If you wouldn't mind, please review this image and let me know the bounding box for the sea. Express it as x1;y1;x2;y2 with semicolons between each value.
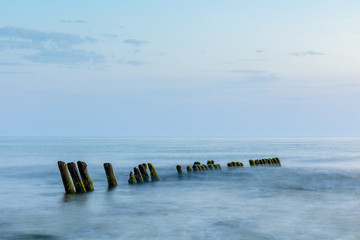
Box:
0;138;360;240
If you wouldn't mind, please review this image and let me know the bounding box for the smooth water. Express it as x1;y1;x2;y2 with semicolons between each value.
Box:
1;138;360;240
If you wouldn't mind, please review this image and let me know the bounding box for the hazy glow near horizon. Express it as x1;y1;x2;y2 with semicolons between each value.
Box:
0;1;359;137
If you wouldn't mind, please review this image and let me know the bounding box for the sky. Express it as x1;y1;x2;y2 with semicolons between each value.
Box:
0;0;360;137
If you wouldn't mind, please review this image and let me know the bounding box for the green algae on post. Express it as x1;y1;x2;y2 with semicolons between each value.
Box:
77;161;94;192
207;164;215;171
134;167;144;183
139;164;150;182
103;163;117;187
186;165;193;173
67;162;86;193
176;165;184;175
58;161;75;194
249;159;255;167
128;171;137;184
194;161;201;165
201;164;209;171
148;163;160;182
214;164;221;170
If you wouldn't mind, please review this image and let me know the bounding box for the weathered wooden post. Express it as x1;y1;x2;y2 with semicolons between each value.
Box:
58;161;75;194
134;167;144;183
148;163;160;181
139;164;150;182
103;163;117;187
128;171;137;184
201;164;209;171
67;162;86;193
249;159;255;167
176;165;184;175
186;165;193;173
208;164;215;171
77;161;94;192
214;164;221;170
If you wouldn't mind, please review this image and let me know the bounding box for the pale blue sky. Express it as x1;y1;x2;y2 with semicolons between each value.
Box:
0;0;360;137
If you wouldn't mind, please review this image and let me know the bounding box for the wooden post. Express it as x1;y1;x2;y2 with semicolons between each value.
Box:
103;163;117;187
148;163;160;182
207;164;215;171
134;167;144;183
214;164;221;170
139;164;149;182
128;171;137;184
58;161;75;194
67;162;86;193
176;165;184;175
77;161;94;192
249;159;255;167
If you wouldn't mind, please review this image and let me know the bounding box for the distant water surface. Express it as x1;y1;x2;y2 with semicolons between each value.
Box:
0;138;360;240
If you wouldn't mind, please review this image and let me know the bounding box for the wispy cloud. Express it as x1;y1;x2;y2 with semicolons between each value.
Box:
24;50;105;65
123;39;148;46
291;51;325;56
224;69;278;87
103;33;118;39
60;20;88;24
118;59;146;66
229;70;266;74
255;49;264;53
0;26;104;65
0;61;22;66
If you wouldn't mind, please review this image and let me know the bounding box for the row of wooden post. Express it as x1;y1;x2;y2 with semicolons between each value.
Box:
176;158;282;175
58;161;118;194
58;161;161;193
58;161;94;194
128;163;160;184
59;158;281;193
249;157;281;167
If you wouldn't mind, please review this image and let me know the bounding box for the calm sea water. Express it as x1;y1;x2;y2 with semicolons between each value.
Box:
1;138;360;240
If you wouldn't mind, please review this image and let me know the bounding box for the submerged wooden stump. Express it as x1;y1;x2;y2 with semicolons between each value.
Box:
67;162;86;193
139;164;150;182
134;167;144;183
128;171;137;184
176;165;184;175
58;161;75;194
186;166;193;173
103;163;117;187
77;161;94;192
249;159;255;167
148;163;160;181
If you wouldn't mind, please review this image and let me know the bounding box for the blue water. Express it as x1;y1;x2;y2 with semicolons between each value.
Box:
1;138;360;240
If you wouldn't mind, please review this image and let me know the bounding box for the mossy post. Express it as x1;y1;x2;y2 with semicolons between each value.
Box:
186;165;193;173
67;162;86;193
208;164;215;171
77;161;94;192
103;163;117;187
58;161;75;194
249;159;255;167
176;165;184;175
134;167;144;183
148;163;160;181
128;171;137;184
214;164;221;170
139;164;150;182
